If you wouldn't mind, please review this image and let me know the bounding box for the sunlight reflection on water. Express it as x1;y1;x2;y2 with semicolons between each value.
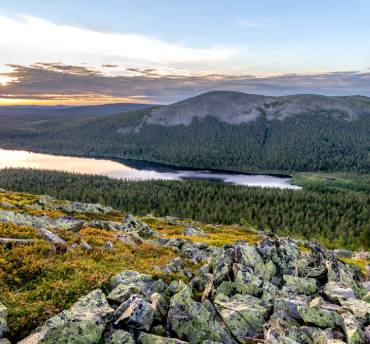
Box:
0;149;301;189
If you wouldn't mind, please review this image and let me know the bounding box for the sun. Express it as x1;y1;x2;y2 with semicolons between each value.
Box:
0;76;12;86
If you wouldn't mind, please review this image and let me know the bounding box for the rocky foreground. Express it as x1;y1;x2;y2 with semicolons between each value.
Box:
0;190;369;344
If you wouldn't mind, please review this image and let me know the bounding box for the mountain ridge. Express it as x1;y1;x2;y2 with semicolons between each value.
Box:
145;91;370;126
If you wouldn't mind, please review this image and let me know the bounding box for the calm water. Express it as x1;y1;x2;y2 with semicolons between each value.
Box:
0;149;301;189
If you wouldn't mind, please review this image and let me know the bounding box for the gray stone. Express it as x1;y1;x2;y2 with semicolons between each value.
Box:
214;293;268;342
324;282;355;302
340;298;370;321
283;275;317;295
234;268;263;296
341;312;365;344
104;329;135;344
103;240;114;251
18;289;114;344
114;294;154;331
38;228;66;245
274;295;308;321
107;283;142;304
184;227;205;236
167;286;235;344
0;302;8;338
138;332;189;343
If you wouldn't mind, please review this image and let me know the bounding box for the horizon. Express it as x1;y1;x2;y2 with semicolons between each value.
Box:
0;90;369;108
1;0;370;105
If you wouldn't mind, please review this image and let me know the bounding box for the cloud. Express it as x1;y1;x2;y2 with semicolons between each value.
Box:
1;63;370;105
0;14;237;75
237;19;270;29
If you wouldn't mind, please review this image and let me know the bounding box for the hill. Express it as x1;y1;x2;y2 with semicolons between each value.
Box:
0;91;369;172
0;189;369;342
0;103;155;117
146;91;370;125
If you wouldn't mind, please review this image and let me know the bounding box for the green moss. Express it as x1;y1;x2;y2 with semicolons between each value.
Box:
339;257;370;277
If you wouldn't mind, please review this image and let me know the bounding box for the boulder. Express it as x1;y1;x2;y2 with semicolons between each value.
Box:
324;282;356;302
0;302;8;338
339;298;370;322
214;293;268;342
122;214;157;238
297;301;342;328
341;312;365;344
80;239;93;251
150;292;168;323
107;283;142;304
362;291;370;303
109;270;152;290
234;241;264;271
114;294;154;331
167;286;235;344
38;228;66;245
19;289;114;344
104;329;135;344
103;241;114;251
211;245;233;287
181;242;208;264
138;332;189;343
234;268;263;296
184;227;205;236
161;257;182;274
283;275;317;295
214;281;235;298
274;295;308;321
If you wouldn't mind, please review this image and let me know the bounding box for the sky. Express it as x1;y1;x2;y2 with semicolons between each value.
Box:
0;0;369;105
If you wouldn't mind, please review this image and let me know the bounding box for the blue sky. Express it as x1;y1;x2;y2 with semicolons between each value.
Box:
0;0;369;104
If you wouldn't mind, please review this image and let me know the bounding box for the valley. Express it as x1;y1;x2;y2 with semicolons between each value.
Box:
0;92;369;174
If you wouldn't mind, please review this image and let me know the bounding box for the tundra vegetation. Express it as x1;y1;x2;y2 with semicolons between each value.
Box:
0;189;369;343
0;168;368;250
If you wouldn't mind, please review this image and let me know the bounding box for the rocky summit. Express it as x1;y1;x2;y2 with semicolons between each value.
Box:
0;190;369;343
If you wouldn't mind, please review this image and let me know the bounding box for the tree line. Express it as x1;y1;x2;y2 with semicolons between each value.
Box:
0;168;368;250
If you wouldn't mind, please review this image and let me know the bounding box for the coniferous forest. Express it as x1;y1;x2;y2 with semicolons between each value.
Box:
0;168;368;250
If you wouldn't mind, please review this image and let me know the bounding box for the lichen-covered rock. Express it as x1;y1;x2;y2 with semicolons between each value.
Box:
184;227;205;236
19;289;114;344
38;228;67;245
234;268;263;296
150;292;168;323
138;332;189;343
234;241;264;271
0;302;8;338
104;329;135;344
107;283;142;304
114;294;154;331
109;270;153;290
341;312;365;344
297;302;342;328
339;298;370;321
362;291;370;303
122;214;157;238
282;275;318;295
324;282;356;302
167;286;235;344
161;257;183;274
274;295;308;320
214;293;268;342
214;281;235;298
211;245;233;287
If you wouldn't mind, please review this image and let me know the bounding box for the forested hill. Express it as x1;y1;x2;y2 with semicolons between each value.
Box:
0;92;369;172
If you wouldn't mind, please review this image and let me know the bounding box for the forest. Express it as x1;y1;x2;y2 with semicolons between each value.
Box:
0;109;369;173
0;168;368;250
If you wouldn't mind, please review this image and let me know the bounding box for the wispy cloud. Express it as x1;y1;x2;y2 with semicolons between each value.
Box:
0;14;237;76
1;63;369;105
237;19;270;29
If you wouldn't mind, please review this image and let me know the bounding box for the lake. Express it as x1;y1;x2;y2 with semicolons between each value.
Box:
0;148;301;189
